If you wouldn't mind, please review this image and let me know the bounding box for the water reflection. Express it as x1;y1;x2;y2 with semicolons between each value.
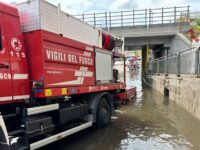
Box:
43;72;200;150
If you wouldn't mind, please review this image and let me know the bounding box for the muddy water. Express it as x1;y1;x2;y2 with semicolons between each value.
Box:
43;72;200;150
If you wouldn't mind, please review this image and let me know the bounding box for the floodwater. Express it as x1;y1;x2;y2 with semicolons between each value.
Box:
43;71;200;150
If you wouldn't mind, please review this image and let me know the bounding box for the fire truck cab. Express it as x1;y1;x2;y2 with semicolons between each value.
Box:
0;2;30;104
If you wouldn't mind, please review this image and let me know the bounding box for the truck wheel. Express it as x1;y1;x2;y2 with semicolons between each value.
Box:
96;97;111;128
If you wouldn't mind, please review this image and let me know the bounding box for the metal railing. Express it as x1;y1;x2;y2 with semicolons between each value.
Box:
149;47;200;76
74;6;190;29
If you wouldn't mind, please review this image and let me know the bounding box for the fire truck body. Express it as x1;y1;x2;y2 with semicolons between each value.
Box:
25;30;95;91
24;30;122;98
0;1;135;149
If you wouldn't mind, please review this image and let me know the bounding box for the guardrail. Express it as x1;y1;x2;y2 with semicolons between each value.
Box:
74;6;190;29
149;47;200;76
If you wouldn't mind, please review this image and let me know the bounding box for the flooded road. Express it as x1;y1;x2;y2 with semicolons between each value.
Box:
43;72;200;150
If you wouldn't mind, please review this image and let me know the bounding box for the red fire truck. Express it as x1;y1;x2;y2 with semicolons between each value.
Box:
0;0;135;149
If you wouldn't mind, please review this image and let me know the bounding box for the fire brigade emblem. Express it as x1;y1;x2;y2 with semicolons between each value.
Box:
11;38;22;51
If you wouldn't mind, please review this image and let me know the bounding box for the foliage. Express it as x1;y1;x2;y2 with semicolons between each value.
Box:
190;18;200;37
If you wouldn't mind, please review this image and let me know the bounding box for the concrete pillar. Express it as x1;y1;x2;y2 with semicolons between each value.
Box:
142;45;149;76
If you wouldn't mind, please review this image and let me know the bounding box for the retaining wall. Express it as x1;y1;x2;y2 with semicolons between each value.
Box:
151;75;200;120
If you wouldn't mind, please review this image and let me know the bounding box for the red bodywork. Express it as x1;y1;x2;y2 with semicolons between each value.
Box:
24;30;95;88
118;87;136;103
0;2;30;104
23;30;126;98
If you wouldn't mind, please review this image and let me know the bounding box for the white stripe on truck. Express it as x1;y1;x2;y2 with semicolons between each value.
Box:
0;96;12;101
13;74;28;80
0;95;30;101
13;95;30;100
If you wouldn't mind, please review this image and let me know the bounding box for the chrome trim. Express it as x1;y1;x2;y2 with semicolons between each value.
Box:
27;104;59;116
30;121;92;150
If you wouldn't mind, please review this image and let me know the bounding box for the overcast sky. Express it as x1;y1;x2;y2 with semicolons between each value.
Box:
2;0;200;14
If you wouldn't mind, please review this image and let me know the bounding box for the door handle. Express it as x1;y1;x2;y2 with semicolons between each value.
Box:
0;64;9;69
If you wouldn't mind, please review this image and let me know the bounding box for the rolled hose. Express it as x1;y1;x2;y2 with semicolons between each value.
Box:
102;33;115;50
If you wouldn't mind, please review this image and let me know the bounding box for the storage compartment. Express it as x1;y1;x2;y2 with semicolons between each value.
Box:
23;30;95;89
59;103;88;125
16;0;100;47
25;115;55;138
95;48;113;83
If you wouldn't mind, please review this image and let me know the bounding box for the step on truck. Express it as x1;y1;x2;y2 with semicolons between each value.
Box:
0;0;136;149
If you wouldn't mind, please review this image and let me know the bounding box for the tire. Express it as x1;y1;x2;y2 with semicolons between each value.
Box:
96;97;111;128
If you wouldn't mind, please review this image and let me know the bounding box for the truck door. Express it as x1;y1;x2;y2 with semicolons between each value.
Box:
3;12;30;102
0;13;13;103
